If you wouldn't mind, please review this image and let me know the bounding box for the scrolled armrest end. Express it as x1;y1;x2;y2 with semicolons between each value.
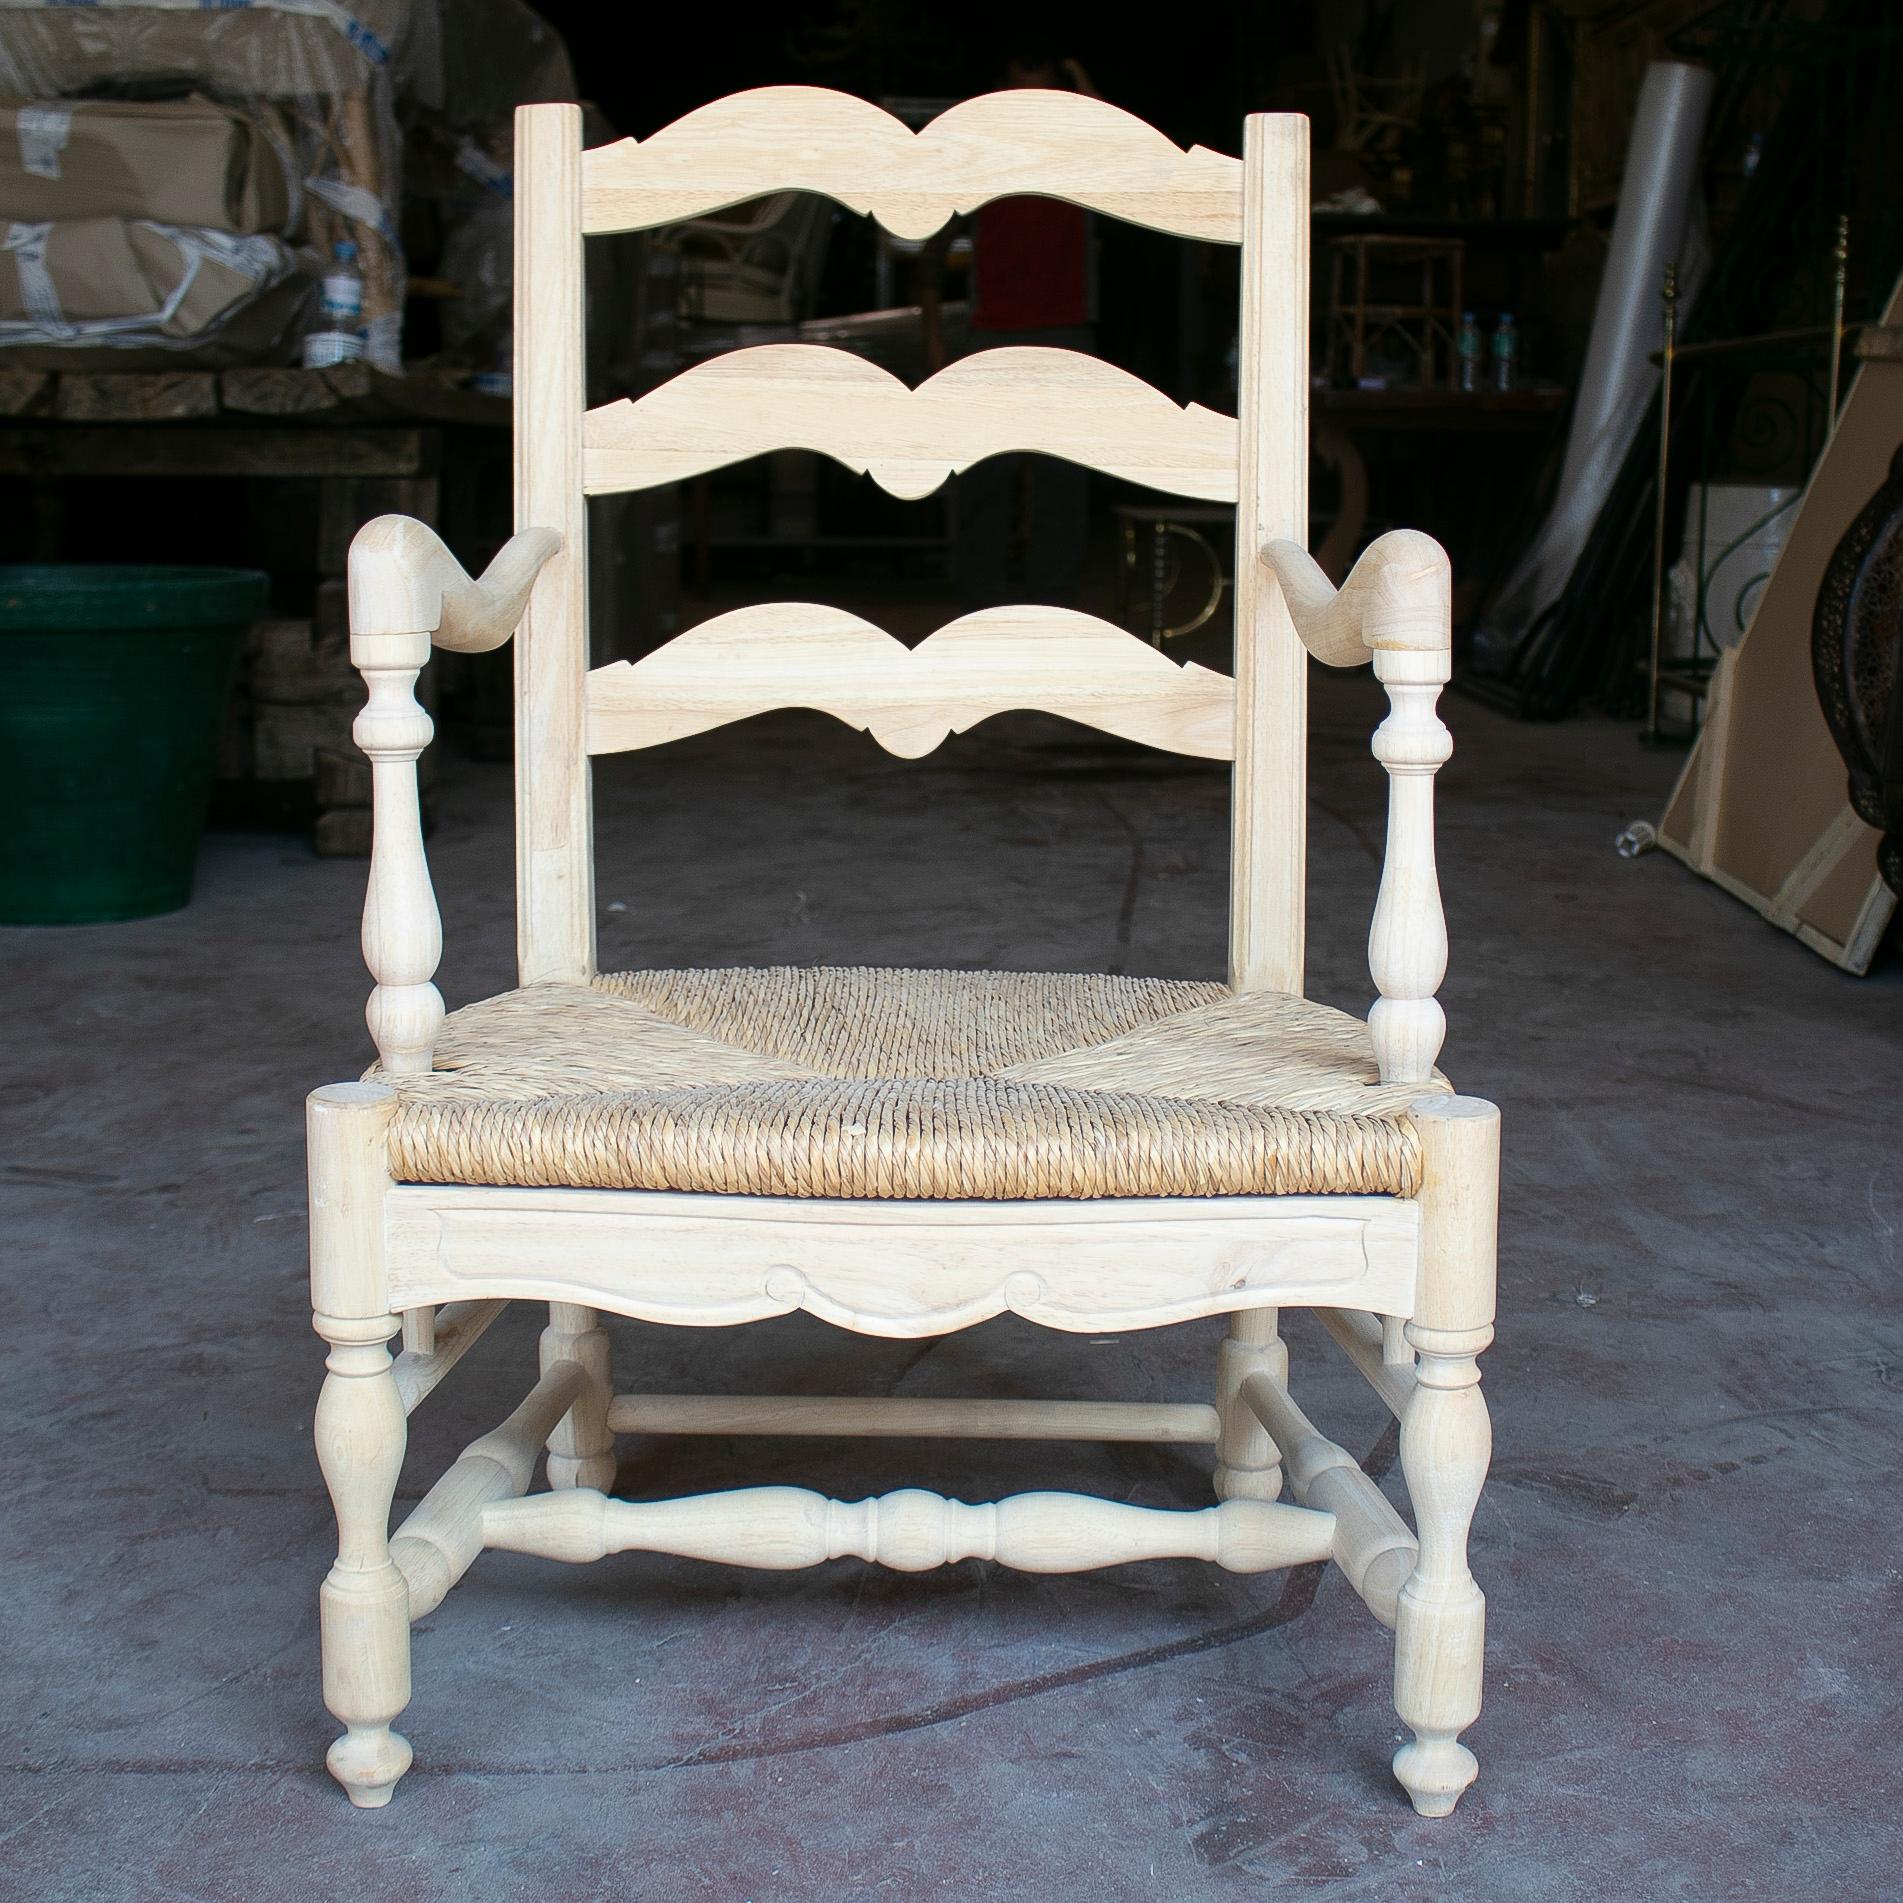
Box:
1261;528;1451;667
347;514;562;656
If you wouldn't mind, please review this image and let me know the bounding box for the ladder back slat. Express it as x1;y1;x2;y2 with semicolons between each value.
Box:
582;345;1238;502
584;604;1237;761
581;86;1244;242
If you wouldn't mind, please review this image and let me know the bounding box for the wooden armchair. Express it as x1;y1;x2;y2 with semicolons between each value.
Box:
311;90;1496;1820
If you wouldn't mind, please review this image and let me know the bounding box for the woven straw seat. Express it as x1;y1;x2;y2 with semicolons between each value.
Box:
382;967;1446;1200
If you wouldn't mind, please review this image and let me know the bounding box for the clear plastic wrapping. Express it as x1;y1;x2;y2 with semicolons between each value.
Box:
0;0;418;366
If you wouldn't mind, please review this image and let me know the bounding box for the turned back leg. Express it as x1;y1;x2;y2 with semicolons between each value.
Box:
1214;1307;1285;1502
541;1302;617;1492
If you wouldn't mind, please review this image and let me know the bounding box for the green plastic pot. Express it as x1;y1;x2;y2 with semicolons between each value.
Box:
0;564;267;924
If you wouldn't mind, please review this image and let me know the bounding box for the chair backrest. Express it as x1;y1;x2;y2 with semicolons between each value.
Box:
510;89;1311;996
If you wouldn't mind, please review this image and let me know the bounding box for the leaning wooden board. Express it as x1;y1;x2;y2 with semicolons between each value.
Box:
1654;271;1903;973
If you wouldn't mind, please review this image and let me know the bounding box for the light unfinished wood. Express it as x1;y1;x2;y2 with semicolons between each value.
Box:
1260;530;1453;667
1228;114;1312;997
1315;1306;1415;1419
1654;268;1903;975
312;90;1499;1821
349;621;442;1079
580;86;1244;243
1240;1369;1417;1629
540;1303;617;1493
585;603;1237;761
513;102;594;987
605;1393;1222;1443
382;1185;1423;1338
1262;533;1453;1085
400;1308;436;1358
1212;1307;1286;1502
391;1298;508;1414
347;520;562;1076
584;345;1238;501
308;1083;411;1809
347;514;560;653
389;1358;586;1619
484;1485;1336;1575
1392;1096;1497;1817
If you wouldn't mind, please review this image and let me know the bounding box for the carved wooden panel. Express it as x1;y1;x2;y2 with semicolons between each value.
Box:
581;86;1246;242
584;603;1238;759
382;1185;1423;1337
583;345;1238;501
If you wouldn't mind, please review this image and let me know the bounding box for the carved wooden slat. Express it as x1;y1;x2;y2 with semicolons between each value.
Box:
585;603;1236;760
482;1484;1335;1575
583;345;1238;502
581;86;1244;242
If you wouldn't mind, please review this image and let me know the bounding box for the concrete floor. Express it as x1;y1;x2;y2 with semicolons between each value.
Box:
4;610;1900;1903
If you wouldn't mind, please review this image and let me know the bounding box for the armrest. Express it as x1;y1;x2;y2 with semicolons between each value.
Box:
1262;530;1453;1089
1260;530;1450;667
348;514;561;654
344;519;558;1079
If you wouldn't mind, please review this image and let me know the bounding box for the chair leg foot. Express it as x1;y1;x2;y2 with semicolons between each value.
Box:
1393;1731;1478;1818
542;1302;617;1492
328;1722;414;1808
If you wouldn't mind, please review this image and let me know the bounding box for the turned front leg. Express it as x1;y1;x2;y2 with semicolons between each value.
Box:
309;1083;413;1808
1392;1095;1498;1817
540;1303;617;1492
1213;1307;1284;1502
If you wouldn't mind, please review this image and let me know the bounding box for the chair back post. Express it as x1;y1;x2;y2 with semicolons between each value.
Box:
1229;113;1311;999
513;102;595;986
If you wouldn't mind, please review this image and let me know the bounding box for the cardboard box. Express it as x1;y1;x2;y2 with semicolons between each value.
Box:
0;217;301;341
0;96;292;233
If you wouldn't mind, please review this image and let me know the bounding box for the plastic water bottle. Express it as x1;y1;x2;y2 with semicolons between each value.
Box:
303;240;365;367
1456;311;1482;393
1490;312;1518;392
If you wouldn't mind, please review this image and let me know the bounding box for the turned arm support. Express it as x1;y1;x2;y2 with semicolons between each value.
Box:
348;517;561;1076
1261;531;1453;1087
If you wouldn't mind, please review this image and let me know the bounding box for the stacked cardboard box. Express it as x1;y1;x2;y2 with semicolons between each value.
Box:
0;94;308;364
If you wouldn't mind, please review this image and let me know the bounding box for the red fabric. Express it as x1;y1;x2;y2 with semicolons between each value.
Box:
972;197;1089;330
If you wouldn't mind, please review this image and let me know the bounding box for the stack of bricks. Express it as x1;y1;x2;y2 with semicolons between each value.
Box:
229;475;441;856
